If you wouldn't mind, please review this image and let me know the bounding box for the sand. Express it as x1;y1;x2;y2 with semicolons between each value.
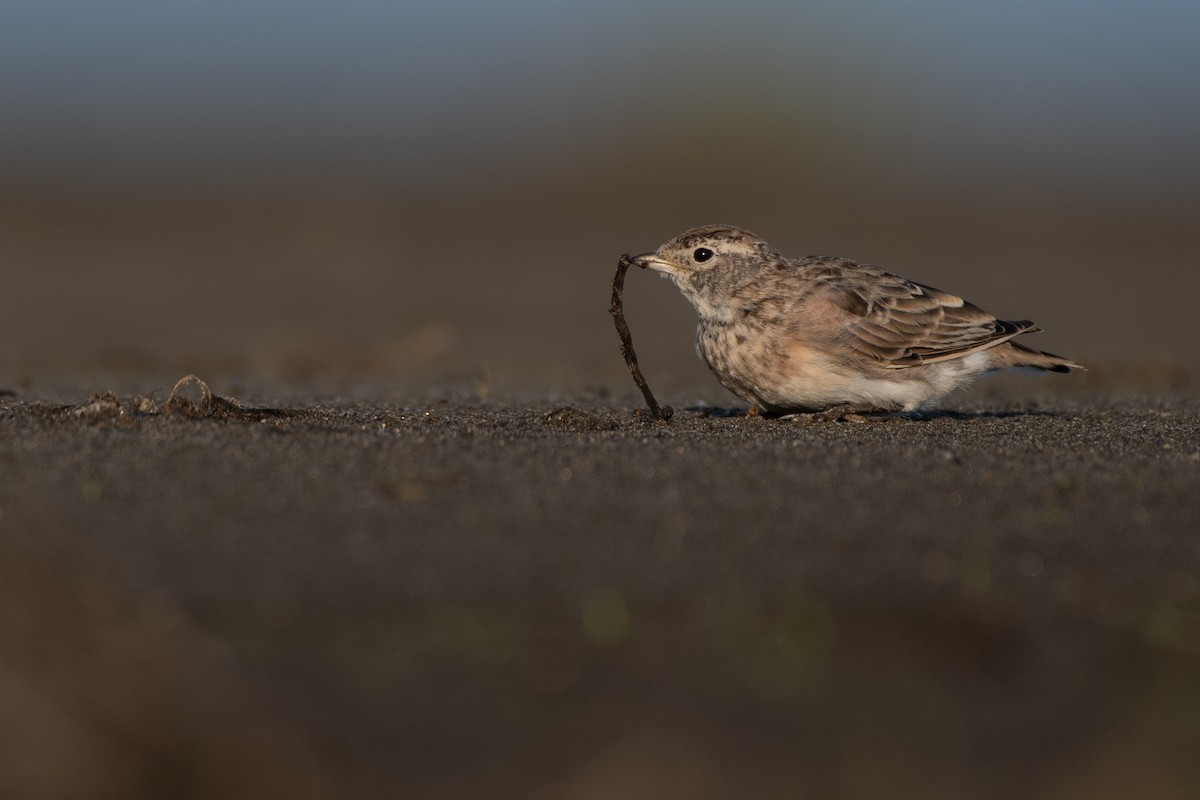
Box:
1;382;1198;799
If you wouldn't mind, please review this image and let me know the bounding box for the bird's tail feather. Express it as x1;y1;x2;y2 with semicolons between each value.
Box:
998;341;1084;373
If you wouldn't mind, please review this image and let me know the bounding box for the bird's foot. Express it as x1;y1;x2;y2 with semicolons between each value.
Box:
779;404;871;424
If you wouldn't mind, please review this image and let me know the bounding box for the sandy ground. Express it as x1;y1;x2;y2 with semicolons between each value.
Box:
1;378;1198;800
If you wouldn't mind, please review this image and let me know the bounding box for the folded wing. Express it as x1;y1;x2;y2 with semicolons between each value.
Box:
798;259;1035;369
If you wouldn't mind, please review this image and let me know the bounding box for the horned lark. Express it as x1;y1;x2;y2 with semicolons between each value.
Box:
632;225;1081;414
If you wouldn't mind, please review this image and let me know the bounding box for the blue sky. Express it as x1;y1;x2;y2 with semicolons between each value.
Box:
3;0;1198;185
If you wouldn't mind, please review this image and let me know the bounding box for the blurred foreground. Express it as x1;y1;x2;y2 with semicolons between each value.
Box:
1;385;1198;799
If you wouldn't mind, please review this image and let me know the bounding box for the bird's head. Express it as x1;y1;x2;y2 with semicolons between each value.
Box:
632;225;776;318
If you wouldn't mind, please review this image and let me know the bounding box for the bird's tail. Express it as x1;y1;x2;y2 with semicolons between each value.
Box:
996;340;1084;373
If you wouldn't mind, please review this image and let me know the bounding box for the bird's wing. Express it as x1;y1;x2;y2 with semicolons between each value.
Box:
796;259;1035;368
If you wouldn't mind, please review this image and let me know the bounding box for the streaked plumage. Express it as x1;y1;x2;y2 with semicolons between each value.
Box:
632;224;1081;413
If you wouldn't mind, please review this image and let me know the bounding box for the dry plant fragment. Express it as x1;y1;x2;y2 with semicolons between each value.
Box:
55;375;288;424
161;374;285;421
73;392;123;420
162;374;214;418
611;253;673;420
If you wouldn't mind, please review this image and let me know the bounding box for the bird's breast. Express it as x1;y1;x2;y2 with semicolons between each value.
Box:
696;321;794;408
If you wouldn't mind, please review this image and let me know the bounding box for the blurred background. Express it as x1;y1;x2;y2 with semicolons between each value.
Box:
2;0;1198;401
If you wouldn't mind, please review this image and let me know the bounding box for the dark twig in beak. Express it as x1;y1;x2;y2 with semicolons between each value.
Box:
611;253;673;420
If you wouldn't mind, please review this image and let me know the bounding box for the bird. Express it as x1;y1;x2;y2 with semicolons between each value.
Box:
630;224;1081;416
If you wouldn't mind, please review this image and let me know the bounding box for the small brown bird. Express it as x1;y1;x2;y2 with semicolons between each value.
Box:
632;225;1081;414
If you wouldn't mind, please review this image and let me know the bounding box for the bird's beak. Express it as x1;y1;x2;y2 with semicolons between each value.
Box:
631;253;679;275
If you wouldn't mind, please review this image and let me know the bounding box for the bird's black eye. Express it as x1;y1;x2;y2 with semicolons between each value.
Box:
693;247;714;263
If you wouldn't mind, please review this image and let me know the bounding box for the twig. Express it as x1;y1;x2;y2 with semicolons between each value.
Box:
611;254;673;420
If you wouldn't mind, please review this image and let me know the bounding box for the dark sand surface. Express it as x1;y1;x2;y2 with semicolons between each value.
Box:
2;379;1198;800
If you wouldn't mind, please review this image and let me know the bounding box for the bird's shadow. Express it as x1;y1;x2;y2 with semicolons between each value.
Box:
683;405;1059;421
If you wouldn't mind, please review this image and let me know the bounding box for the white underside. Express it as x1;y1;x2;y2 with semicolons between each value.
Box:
764;351;994;411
